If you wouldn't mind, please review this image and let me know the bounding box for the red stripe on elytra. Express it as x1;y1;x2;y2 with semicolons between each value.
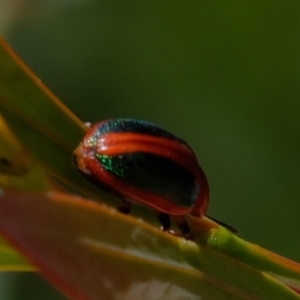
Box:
95;133;197;172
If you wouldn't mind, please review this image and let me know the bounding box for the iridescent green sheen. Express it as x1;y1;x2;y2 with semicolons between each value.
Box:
97;154;127;178
96;152;199;207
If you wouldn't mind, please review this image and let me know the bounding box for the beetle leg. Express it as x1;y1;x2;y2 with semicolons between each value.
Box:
157;213;171;231
172;216;193;240
158;214;194;240
118;199;131;214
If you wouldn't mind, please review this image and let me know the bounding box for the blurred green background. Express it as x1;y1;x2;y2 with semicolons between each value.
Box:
1;0;300;299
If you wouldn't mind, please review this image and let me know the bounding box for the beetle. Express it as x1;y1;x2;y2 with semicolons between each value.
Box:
73;118;212;238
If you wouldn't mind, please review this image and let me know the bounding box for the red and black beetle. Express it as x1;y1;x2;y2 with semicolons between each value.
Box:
73;118;212;237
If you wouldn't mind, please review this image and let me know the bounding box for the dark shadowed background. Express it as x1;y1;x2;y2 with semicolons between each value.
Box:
0;1;300;299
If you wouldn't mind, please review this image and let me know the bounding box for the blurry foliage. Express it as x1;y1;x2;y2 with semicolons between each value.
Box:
0;0;300;299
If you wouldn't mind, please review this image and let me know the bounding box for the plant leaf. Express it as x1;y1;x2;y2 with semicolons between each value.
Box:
0;37;108;202
0;113;32;176
0;236;34;272
187;215;300;294
0;192;299;300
